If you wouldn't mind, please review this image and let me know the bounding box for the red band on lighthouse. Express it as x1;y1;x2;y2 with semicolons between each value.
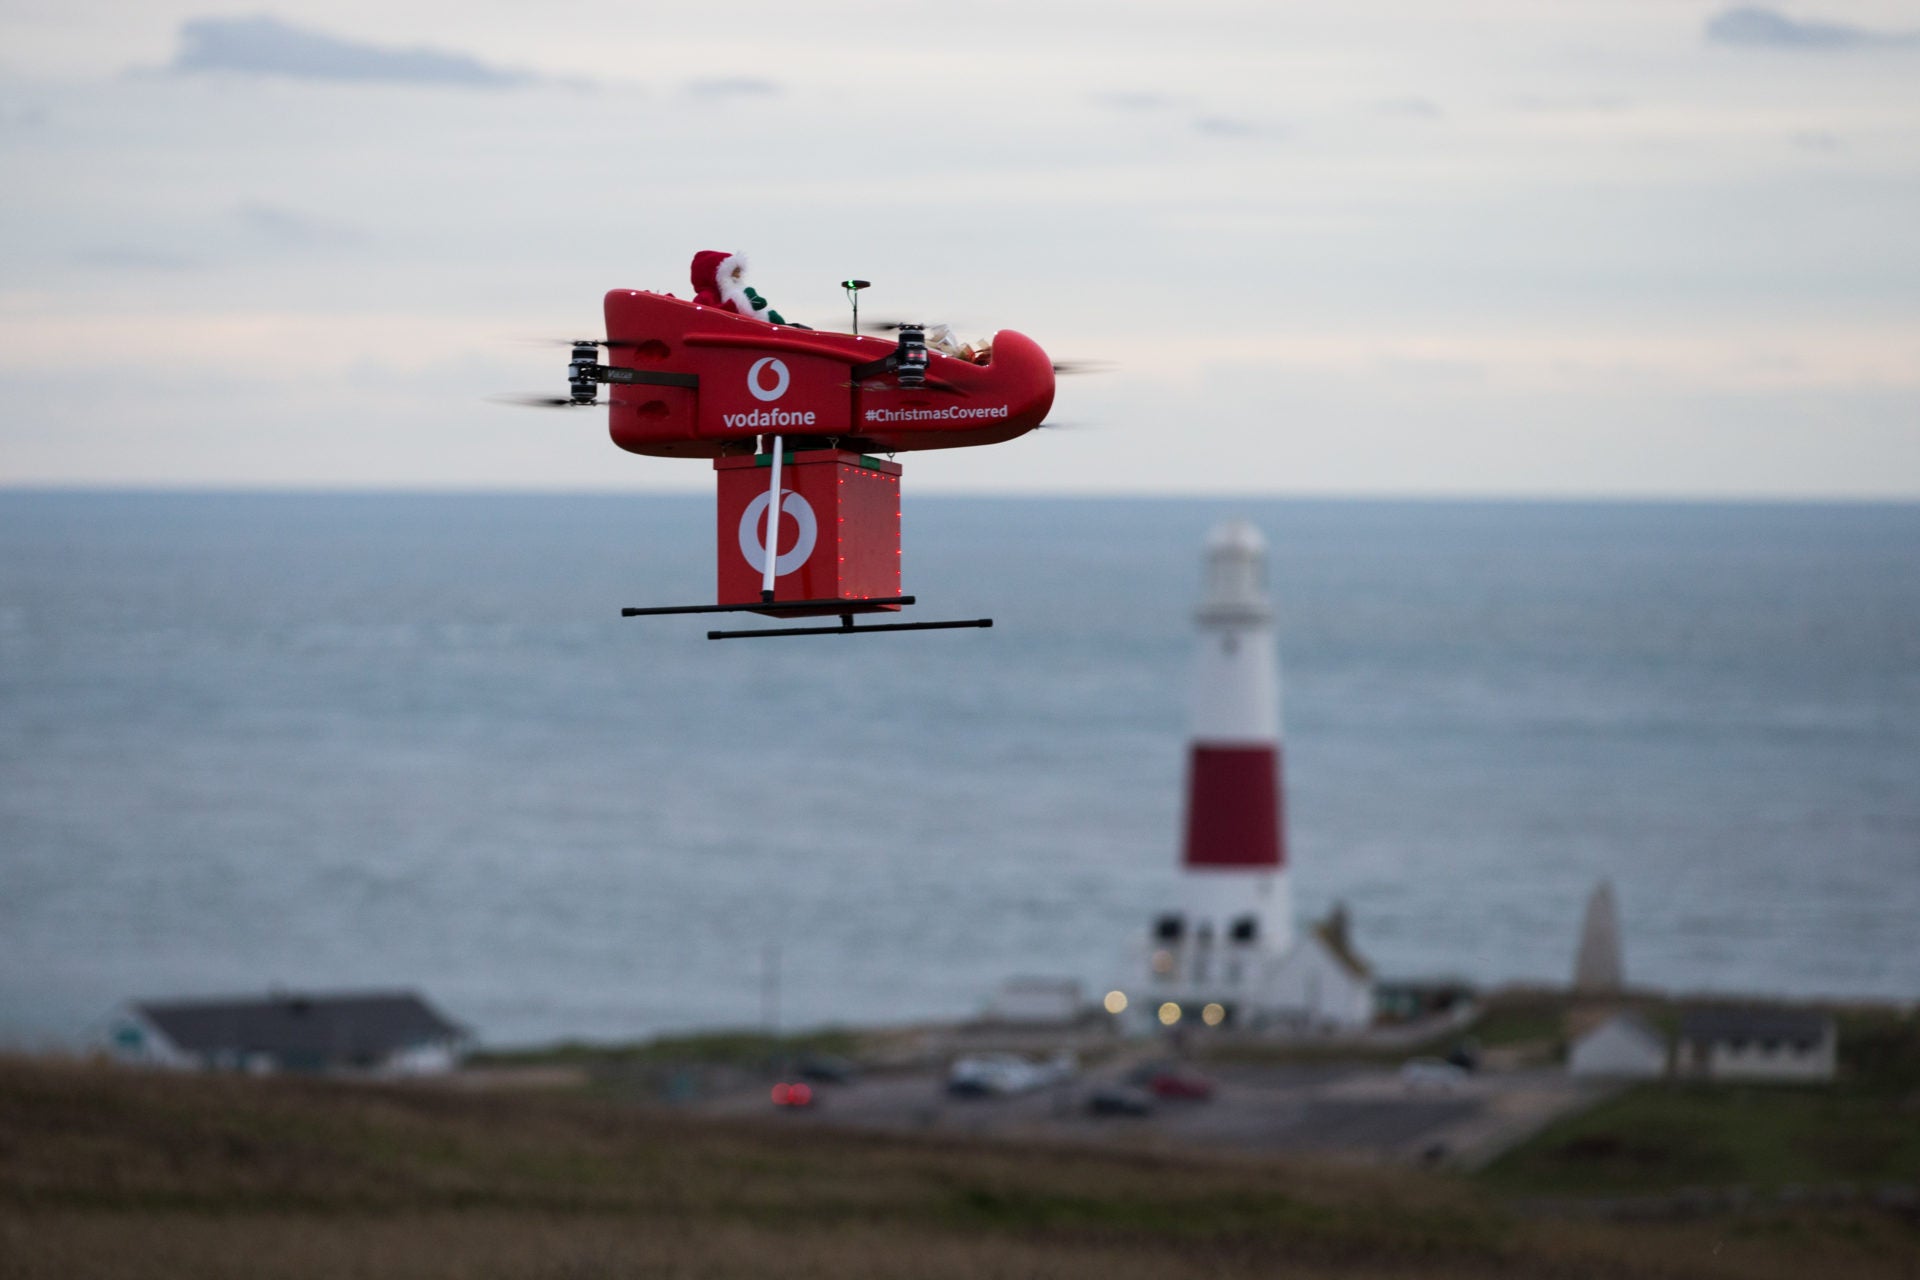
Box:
1182;743;1285;869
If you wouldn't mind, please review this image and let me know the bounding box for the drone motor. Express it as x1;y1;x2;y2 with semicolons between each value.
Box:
894;324;928;388
568;342;599;404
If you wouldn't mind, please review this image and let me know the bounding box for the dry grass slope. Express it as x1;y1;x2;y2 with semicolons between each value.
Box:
2;1056;1915;1279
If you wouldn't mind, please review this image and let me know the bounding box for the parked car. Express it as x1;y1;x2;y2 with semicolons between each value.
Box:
947;1053;1050;1098
1087;1085;1155;1117
794;1053;860;1085
770;1080;817;1109
945;1073;995;1099
1126;1062;1215;1101
1399;1057;1469;1093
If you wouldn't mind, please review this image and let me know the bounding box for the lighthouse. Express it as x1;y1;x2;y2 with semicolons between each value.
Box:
1129;521;1372;1033
1148;520;1290;1020
1185;520;1291;951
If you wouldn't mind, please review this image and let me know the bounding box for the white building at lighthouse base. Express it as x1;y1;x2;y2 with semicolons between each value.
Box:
1137;901;1374;1034
1265;912;1375;1030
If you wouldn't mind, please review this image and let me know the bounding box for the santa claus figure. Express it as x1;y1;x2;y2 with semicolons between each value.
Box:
689;250;787;324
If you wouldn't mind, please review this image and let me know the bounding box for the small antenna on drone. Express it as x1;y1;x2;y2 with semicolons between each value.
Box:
841;279;871;336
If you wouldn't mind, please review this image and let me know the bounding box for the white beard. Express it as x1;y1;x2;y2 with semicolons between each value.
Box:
714;252;751;314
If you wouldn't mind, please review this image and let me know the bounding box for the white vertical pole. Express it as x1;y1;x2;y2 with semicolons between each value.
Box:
763;942;780;1038
761;436;783;601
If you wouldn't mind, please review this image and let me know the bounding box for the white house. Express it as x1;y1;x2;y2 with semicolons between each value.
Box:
1674;1008;1836;1083
108;990;470;1076
984;977;1084;1026
1259;910;1374;1031
1568;1011;1668;1079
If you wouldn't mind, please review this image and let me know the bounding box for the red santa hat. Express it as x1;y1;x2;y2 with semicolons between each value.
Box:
689;250;752;317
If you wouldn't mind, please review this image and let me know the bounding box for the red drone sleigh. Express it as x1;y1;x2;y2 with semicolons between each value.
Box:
531;281;1059;639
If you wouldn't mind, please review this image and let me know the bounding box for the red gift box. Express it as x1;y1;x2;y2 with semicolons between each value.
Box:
714;449;903;615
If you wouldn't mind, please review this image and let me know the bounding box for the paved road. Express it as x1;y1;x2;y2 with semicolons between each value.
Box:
703;1061;1610;1167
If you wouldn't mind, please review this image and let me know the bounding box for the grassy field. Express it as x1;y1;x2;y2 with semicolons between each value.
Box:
470;1026;867;1071
1480;1001;1920;1196
4;1055;1918;1279
1480;1083;1920;1196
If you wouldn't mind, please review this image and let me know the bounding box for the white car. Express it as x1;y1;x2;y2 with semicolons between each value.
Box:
1399;1057;1469;1093
947;1053;1052;1097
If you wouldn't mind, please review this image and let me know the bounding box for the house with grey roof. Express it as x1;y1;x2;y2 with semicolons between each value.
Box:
108;990;470;1076
1675;1007;1836;1083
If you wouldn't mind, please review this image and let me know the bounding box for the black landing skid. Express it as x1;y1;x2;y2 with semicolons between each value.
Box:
621;595;992;641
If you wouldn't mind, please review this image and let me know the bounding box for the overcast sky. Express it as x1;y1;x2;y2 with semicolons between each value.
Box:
1;1;1916;496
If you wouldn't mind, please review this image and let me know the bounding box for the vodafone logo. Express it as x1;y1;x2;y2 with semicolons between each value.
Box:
746;357;790;402
738;489;817;576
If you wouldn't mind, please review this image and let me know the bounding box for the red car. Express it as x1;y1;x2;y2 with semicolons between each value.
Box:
770;1081;816;1109
1129;1063;1216;1101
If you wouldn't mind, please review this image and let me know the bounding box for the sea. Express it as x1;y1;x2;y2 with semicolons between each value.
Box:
1;491;1916;1049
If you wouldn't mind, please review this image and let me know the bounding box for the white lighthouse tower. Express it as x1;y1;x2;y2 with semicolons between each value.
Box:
1134;521;1372;1033
1184;521;1292;948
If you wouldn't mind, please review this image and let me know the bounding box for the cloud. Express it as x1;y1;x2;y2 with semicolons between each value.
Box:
684;77;783;98
1792;130;1843;152
1512;93;1631;114
235;202;367;248
1191;115;1274;139
1092;91;1175;112
1373;96;1442;119
1089;91;1279;136
1705;7;1920;49
73;247;201;271
165;15;532;86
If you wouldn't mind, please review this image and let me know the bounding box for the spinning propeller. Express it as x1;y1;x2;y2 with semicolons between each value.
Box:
858;320;1107;377
495;339;655;408
491;393;614;408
